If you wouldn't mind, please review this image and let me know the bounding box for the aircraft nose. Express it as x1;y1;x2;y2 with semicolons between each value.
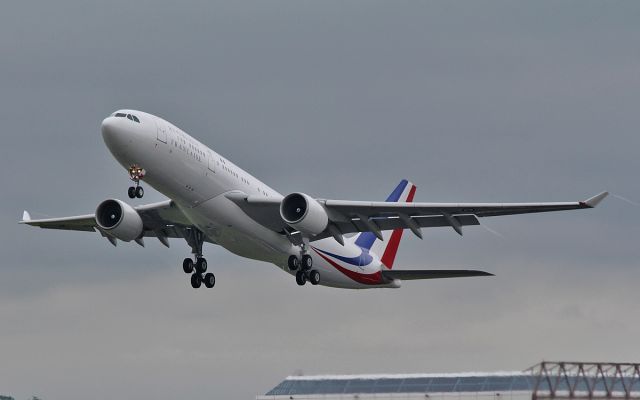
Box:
101;117;116;137
101;115;129;150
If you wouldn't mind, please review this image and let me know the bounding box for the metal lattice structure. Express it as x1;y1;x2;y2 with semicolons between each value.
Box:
529;362;640;399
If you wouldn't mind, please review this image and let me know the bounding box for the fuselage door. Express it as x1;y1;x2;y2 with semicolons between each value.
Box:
155;120;167;143
207;151;216;173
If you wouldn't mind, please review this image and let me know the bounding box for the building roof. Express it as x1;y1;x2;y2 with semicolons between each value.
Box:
266;373;536;396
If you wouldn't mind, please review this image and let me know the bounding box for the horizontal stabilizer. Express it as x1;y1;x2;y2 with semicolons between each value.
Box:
382;269;493;281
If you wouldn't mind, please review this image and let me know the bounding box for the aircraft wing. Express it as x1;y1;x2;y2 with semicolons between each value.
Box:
19;200;201;245
227;191;608;242
318;191;608;238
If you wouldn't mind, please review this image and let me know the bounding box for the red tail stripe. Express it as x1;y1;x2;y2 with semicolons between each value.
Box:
405;184;417;203
380;184;416;269
381;229;404;269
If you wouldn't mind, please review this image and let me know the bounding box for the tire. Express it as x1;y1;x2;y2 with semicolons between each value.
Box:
135;186;144;198
309;270;320;285
295;271;307;286
195;258;208;274
287;255;300;271
182;258;194;274
127;187;136;199
203;273;216;288
190;273;202;289
302;254;313;270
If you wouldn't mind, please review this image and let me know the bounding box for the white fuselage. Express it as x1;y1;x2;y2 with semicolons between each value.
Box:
101;110;398;289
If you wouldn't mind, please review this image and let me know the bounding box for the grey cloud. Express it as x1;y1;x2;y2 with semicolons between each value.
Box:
1;1;639;400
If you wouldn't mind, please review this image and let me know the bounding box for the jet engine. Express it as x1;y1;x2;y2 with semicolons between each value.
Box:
280;192;328;235
95;199;143;242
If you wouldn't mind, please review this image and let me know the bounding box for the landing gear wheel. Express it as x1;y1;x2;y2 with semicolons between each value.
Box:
182;258;194;274
190;273;202;289
203;272;216;288
309;270;320;285
195;258;208;274
135;186;144;198
287;255;300;271
127;187;136;199
301;254;313;270
295;271;307;286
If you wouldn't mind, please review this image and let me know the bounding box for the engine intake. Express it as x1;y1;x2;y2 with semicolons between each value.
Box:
280;192;328;235
95;199;143;242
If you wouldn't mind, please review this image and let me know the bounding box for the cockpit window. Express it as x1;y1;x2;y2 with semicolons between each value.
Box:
112;112;140;122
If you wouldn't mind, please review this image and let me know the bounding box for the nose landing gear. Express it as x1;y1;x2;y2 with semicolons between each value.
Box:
127;186;144;199
127;164;145;199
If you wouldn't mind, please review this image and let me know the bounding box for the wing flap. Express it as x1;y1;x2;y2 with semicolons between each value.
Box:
311;214;480;241
382;269;493;281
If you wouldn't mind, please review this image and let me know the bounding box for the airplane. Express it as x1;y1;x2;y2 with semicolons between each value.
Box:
20;109;608;289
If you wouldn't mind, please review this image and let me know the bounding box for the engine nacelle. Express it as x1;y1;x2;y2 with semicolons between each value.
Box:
95;199;143;242
280;192;328;235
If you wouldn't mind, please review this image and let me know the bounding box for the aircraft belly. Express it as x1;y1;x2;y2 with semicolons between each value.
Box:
180;194;294;264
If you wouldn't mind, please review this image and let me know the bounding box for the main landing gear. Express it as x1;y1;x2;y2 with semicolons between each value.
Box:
182;227;215;289
284;231;320;287
184;258;215;288
288;252;320;286
127;164;145;199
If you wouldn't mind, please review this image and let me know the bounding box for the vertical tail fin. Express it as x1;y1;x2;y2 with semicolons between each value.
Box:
353;179;417;269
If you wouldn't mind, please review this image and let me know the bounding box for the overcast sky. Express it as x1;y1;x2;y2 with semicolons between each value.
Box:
1;1;639;399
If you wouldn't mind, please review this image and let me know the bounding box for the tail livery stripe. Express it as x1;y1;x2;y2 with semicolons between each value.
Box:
312;246;373;267
312;248;383;285
380;184;416;269
354;179;409;250
384;179;410;202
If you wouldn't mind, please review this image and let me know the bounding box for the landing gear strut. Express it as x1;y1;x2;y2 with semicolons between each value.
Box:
127;164;145;199
182;227;215;289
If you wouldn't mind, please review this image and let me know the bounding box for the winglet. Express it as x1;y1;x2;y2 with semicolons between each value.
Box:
21;210;31;222
583;191;609;208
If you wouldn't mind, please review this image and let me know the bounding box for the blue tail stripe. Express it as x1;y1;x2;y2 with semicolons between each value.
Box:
385;179;409;202
314;247;373;267
353;232;377;251
354;179;409;250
